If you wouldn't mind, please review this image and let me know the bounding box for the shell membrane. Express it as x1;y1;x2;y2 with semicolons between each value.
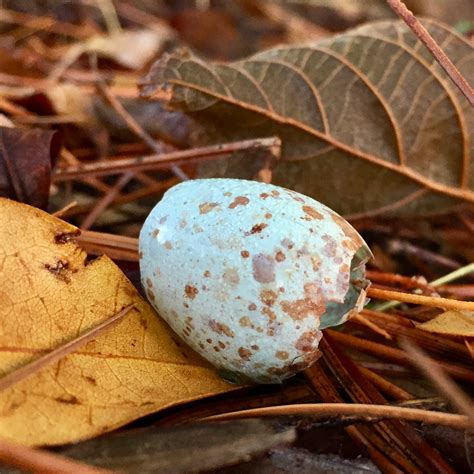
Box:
139;179;370;383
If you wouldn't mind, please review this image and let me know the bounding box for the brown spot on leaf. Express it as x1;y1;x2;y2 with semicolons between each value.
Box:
276;351;289;360
295;330;322;352
199;202;219;214
55;395;80;405
302;205;324;221
45;259;73;283
229;196;249;209
55;229;81;244
209;319;235;337
184;284;198;299
83;376;96;385
241;250;249;258
252;254;275;283
280;283;326;320
238;347;252;360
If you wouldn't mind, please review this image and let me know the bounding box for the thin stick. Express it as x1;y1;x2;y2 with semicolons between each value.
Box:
95;75;188;181
367;287;474;311
53;137;281;181
202;403;469;430
0;305;134;392
80;172;134;230
401;340;473;419
386;0;473;105
0;437;111;474
375;262;474;311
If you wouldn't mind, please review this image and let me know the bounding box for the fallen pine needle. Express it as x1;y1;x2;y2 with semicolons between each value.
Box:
202;403;470;430
0;305;134;392
367;287;474;311
0;436;111;474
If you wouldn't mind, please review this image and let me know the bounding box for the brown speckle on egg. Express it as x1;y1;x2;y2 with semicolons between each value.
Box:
241;250;250;258
184;284;198;299
275;250;286;262
260;289;278;306
146;289;155;301
245;223;268;236
238;347;252;360
302;205;324;220
248;303;257;311
164;241;173;250
229;196;249;209
280;283;325;320
295;330;321;352
199;202;219;214
209;319;235;338
252;254;275;283
276;351;289;360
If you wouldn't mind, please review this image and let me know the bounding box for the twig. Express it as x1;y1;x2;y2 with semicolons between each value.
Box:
375;262;474;311
367;287;474;311
326;329;474;383
0;305;134;392
0;437;111;474
95;71;188;181
401;339;473;420
53;137;282;181
386;0;473;105
202;403;470;430
80;172;134;230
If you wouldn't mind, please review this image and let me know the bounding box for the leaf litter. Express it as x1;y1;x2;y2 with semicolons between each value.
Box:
0;1;473;472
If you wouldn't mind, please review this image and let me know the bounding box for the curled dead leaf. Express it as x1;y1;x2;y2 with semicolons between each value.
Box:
416;310;474;336
0;198;231;446
0;126;61;209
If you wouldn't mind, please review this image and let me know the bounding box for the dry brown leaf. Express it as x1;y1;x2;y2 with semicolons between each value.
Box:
0;198;231;446
140;19;473;218
416;310;474;337
50;28;174;80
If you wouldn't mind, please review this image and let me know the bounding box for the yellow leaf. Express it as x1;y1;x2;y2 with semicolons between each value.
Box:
416;310;474;337
0;198;231;446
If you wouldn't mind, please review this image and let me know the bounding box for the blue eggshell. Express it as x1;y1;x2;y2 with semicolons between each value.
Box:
139;179;371;383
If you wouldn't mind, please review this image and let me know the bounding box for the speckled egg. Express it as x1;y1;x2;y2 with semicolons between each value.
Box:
139;179;371;383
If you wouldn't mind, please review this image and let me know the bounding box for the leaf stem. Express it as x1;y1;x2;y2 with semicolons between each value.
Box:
386;0;473;105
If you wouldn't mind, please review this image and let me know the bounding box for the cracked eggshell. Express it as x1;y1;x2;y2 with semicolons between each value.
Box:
139;179;371;383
